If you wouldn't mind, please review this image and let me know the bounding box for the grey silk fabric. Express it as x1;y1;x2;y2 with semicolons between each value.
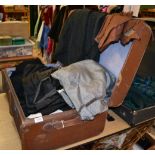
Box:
52;60;109;120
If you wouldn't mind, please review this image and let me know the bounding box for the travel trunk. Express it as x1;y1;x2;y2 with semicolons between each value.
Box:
1;19;152;149
112;33;155;126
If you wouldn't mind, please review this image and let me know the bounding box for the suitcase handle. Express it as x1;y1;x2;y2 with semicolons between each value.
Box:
43;116;82;130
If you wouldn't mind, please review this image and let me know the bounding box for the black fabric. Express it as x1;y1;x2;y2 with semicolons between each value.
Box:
52;5;61;24
85;5;99;11
48;6;68;42
48;5;84;42
10;59;71;116
53;9;106;66
10;59;45;113
22;68;71;116
110;5;124;14
30;5;38;36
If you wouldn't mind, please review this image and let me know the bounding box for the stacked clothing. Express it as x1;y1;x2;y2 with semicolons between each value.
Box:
10;59;115;120
124;75;155;110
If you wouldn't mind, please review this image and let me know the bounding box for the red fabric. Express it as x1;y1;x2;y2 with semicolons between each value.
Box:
47;38;54;56
42;6;53;27
101;6;108;13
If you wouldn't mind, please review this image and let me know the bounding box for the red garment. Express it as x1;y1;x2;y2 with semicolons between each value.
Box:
47;37;54;56
101;6;108;13
42;6;53;27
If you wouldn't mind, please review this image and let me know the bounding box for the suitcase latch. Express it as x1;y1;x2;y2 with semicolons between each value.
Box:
43;120;65;131
52;120;64;129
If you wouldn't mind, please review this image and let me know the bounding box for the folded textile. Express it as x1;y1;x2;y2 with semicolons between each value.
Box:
52;60;115;120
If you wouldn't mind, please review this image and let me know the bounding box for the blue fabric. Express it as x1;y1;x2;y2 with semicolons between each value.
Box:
129;75;155;99
40;24;50;49
99;41;132;79
45;61;62;68
124;75;155;110
6;68;16;77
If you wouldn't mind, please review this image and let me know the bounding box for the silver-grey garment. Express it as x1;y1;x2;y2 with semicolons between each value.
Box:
52;60;109;120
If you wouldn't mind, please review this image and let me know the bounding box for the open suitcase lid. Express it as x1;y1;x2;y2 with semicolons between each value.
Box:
101;19;153;107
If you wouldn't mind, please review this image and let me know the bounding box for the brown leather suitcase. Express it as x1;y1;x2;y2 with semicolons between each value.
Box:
1;19;152;150
2;67;108;150
112;30;155;126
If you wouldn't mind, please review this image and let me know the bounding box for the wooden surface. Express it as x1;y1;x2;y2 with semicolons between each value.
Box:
0;55;34;63
139;17;155;22
148;127;155;140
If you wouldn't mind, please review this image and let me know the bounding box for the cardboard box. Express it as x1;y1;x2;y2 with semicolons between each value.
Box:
0;21;29;39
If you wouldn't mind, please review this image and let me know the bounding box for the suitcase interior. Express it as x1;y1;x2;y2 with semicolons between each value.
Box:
1;19;152;149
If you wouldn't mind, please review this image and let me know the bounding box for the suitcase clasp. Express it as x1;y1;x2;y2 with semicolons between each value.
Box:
43;120;65;131
52;120;64;129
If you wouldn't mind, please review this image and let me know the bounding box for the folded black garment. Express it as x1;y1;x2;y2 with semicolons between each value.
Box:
10;59;71;116
23;69;71;116
10;59;47;112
